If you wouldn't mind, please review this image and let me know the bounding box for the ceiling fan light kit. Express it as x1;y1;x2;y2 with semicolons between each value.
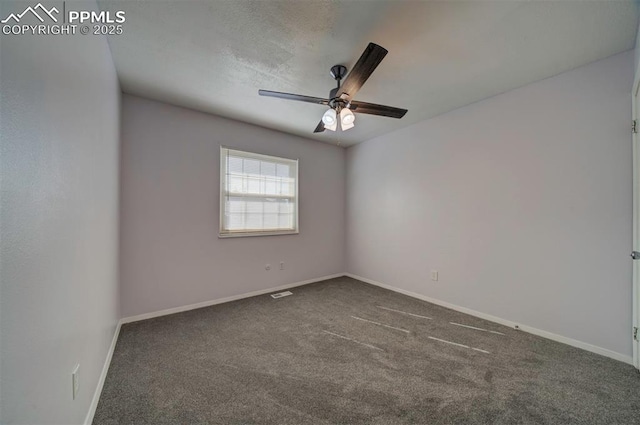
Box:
259;42;408;134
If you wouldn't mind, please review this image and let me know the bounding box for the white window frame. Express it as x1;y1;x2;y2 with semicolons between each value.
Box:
219;146;299;238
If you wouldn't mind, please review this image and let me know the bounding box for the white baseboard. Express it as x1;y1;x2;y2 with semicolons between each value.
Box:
84;320;122;425
345;273;633;365
120;273;345;324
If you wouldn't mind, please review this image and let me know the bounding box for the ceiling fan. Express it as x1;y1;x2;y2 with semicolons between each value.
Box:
259;42;408;133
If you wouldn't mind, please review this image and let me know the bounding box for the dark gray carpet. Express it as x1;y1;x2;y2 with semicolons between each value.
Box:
93;277;640;424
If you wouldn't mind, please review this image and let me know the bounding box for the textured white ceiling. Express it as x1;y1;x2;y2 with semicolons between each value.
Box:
98;0;638;147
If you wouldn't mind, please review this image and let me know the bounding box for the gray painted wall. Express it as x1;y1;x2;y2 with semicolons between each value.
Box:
635;18;640;78
119;95;346;318
0;1;121;423
346;51;634;358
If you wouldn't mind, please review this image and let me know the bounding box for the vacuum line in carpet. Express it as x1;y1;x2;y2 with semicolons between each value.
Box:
428;336;490;354
376;306;433;320
449;322;505;335
351;316;411;333
322;330;384;351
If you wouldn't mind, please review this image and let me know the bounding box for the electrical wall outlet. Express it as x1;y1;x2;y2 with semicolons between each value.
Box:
265;264;271;271
430;270;439;281
72;364;79;400
280;261;284;270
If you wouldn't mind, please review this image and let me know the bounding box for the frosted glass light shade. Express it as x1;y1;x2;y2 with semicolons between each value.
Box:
322;108;337;125
340;108;355;130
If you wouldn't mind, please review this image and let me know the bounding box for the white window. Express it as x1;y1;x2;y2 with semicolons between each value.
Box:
220;147;298;237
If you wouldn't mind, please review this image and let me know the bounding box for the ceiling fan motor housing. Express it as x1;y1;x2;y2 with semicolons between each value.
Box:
328;97;349;111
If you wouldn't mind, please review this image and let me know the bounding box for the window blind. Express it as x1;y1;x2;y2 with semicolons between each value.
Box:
220;147;298;237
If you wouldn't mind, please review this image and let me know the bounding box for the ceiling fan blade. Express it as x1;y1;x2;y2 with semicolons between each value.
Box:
259;90;329;105
337;43;388;100
349;100;407;119
313;120;325;133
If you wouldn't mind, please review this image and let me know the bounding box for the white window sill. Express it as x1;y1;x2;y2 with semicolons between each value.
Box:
218;230;299;239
